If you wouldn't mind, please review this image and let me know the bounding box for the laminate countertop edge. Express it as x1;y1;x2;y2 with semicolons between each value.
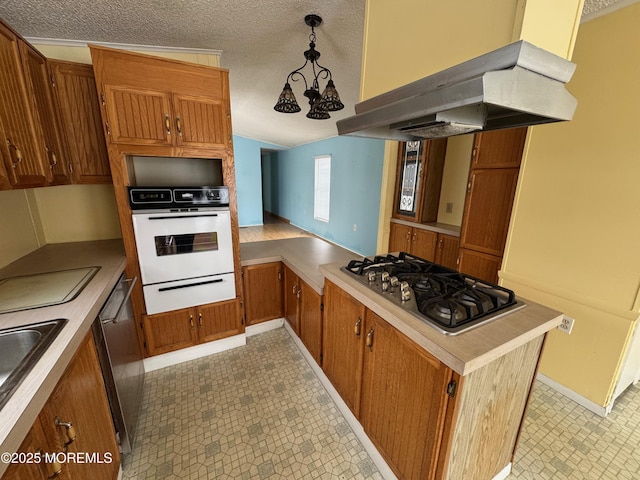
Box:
0;240;127;474
320;262;564;376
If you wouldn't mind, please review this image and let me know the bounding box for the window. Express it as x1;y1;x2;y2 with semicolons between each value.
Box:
314;155;331;222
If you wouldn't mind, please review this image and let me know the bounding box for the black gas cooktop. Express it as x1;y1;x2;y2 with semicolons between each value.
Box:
341;252;525;335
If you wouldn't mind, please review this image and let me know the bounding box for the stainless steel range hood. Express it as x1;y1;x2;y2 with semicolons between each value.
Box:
336;41;577;140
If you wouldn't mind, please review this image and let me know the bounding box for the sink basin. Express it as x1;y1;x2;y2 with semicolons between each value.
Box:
0;319;67;410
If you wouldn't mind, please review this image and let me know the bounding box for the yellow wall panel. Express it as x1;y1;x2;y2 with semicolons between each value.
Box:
437;135;473;226
0;190;43;268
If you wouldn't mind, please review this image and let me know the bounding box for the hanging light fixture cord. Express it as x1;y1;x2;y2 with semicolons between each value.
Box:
274;14;344;119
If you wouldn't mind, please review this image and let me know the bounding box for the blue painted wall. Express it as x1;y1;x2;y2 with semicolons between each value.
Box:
264;136;385;256
232;135;284;226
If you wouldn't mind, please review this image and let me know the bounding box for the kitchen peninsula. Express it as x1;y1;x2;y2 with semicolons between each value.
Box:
241;236;563;480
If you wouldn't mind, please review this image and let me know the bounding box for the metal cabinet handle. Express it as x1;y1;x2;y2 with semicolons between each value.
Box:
176;116;182;137
189;314;195;329
354;317;362;336
366;327;375;351
412;232;417;243
47;456;63;479
198;312;203;327
292;284;297;295
54;417;77;449
164;114;171;135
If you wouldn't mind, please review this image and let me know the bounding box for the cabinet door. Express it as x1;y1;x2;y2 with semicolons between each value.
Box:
460;168;520;257
143;308;198;355
411;228;438;261
360;310;452;480
435;234;460;270
388;223;411;253
19;42;70;185
0;417;57;480
283;265;300;335
173;94;228;149
300;281;323;365
39;334;120;480
471;128;527;169
458;248;502;284
197;298;243;343
322;280;366;416
49;60;111;183
0;23;49;187
102;85;173;146
242;262;283;325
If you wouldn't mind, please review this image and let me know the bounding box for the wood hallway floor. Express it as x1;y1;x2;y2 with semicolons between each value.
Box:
239;215;314;243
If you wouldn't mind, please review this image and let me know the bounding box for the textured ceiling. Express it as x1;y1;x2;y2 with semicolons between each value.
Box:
0;0;630;147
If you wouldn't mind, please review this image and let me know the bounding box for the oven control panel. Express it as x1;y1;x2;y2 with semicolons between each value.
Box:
129;186;229;210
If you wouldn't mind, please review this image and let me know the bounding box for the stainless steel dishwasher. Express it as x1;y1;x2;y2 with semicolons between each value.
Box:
92;273;144;457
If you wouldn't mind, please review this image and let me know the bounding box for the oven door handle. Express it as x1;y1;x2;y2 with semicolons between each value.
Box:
148;214;219;220
157;278;224;292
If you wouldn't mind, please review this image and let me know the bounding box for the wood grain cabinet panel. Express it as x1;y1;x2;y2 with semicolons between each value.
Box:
283;265;300;335
361;310;452;480
300;281;323;365
471;127;527;169
49;60;111;183
197;299;242;343
143;308;198;355
458;248;502;284
173;94;228;149
388;222;411;253
0;418;55;480
19;42;70;185
460;168;520;257
435;234;460;270
0;22;49;188
242;262;283;325
322;280;366;416
411;228;438;262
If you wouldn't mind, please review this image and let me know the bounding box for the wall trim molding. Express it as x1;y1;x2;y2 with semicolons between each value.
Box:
25;36;222;56
500;270;639;321
536;373;612;417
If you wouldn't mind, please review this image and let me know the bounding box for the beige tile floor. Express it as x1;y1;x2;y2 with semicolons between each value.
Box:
123;329;383;480
127;219;640;479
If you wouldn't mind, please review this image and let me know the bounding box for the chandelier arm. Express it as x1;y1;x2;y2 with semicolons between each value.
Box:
286;62;311;91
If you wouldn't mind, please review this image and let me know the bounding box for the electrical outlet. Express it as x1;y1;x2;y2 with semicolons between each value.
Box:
558;315;575;334
353;224;357;232
446;202;453;213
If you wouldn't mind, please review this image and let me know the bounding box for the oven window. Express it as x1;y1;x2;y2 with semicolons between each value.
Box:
154;232;219;256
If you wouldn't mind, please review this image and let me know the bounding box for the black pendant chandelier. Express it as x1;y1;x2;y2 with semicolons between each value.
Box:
273;14;344;120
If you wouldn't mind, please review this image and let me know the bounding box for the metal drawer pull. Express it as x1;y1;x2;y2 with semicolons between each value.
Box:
366;327;375;351
158;278;223;292
176;116;182;136
198;312;203;327
354;317;362;336
47;457;63;478
55;417;77;448
190;314;195;329
7;140;23;166
164;114;171;135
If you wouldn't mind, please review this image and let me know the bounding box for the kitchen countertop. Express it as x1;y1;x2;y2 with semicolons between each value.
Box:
0;240;126;471
390;218;461;237
321;261;563;376
241;236;563;376
240;237;360;294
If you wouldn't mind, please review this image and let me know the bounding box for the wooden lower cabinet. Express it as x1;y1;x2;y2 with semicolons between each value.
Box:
322;280;366;416
242;262;283;325
412;228;439;261
143;298;242;356
2;333;120;480
323;281;546;480
283;264;324;365
388;222;412;253
434;234;460;270
361;310;453;480
458;248;502;284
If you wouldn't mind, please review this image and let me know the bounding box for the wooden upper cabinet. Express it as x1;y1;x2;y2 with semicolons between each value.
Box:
0;22;50;187
471;127;527;169
460;168;520;257
90;45;231;151
49;60;111;183
19;43;70;185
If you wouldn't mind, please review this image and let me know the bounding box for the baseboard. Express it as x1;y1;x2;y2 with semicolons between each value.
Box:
536;373;612;417
143;334;247;372
282;322;398;480
493;463;511;480
245;318;284;336
264;211;290;224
